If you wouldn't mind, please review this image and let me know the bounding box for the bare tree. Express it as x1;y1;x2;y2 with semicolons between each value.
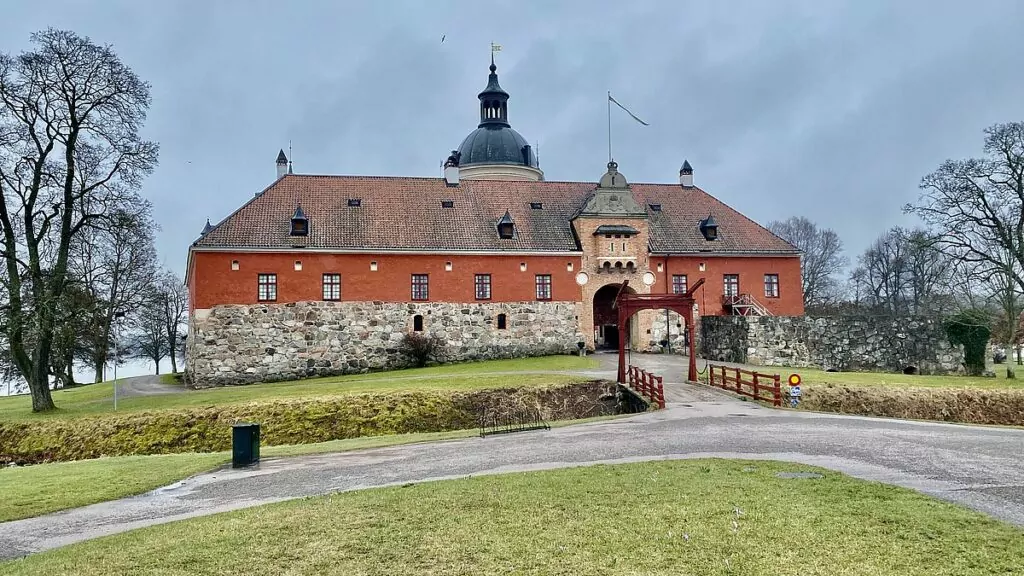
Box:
851;227;952;315
130;289;168;374
158;270;187;374
0;29;158;411
73;206;158;382
907;122;1024;307
767;216;847;309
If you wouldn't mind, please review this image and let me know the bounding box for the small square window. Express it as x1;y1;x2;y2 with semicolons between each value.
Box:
257;273;277;302
535;274;552;301
322;273;341;301
294;260;302;271
497;313;507;329
520;262;527;272
347;198;362;207
370;261;378;271
656;262;663;272
445;261;453;272
231;260;239;271
566;262;574;272
672;274;688;295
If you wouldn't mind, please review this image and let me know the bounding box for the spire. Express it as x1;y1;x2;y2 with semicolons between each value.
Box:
478;58;510;128
276;149;288;179
201;218;213;236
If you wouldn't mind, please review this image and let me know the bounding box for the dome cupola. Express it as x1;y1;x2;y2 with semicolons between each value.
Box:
455;55;543;181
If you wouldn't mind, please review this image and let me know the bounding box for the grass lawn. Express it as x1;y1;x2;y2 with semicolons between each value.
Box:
0;415;620;523
726;365;1024;390
0;355;598;421
2;459;1020;576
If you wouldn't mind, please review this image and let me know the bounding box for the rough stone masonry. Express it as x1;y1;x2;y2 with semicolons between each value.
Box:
186;301;584;387
701;315;964;375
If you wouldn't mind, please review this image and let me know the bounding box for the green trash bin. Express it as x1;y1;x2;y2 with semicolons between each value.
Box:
232;422;260;468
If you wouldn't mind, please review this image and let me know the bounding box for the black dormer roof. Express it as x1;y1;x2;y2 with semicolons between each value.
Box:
699;214;718;240
497;210;515;239
290;204;309;236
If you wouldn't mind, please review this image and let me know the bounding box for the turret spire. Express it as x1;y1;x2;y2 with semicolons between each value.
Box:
478;58;510;127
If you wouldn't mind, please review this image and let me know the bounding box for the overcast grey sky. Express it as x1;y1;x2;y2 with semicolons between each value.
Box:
3;0;1022;276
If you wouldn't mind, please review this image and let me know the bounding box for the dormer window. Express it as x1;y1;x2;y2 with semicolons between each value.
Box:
441;200;454;208
700;214;719;241
649;203;662;212
290;204;308;236
497;210;515;239
530;202;543;209
347;198;361;207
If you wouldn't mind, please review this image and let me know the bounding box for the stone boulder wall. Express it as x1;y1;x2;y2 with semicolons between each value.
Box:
186;301;584;387
701;315;964;375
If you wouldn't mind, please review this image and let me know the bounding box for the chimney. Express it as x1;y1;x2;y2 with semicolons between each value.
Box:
276;149;289;179
443;150;460;186
679;159;694;187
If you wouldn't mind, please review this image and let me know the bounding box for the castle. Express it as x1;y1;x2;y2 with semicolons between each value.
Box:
185;59;802;386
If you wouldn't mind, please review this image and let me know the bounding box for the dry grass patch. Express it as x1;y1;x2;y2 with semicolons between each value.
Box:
0;381;613;465
799;385;1024;426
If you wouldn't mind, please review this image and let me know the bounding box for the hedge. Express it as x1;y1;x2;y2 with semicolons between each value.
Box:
798;385;1024;426
0;382;614;465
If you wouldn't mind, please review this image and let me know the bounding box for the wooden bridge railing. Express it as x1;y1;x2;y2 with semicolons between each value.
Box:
707;364;782;406
627;365;666;409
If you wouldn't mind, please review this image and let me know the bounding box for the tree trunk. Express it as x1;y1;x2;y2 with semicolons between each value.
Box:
169;344;178;374
94;358;104;384
153;359;161;375
28;359;55;412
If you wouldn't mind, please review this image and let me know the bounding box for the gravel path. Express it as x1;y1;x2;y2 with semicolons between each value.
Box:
2;390;1022;559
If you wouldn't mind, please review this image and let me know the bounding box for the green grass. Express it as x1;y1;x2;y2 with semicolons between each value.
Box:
3;459;1020;575
0;415;622;523
0;453;228;524
730;365;1024;390
0;355;598;421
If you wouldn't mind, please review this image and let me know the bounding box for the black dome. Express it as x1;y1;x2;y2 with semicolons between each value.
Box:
457;125;537;167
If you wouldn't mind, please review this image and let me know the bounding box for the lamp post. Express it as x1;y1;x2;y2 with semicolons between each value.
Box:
112;311;126;411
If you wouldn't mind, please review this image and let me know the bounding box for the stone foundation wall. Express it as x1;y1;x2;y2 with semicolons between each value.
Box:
186;300;584;387
701;315;964;374
648;310;691;352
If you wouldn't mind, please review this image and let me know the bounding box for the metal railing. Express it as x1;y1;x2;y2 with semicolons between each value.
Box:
707;364;782;406
627;365;666;409
478;406;550;437
722;293;773;316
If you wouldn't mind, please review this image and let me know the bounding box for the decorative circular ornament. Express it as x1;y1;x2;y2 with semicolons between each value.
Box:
575;272;590;286
641;271;656;286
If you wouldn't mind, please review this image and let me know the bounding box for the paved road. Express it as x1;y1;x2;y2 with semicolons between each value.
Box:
2;384;1022;560
114;374;183;398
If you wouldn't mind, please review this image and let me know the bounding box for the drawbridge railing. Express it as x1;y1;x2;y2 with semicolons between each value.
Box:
707;364;782;406
627;365;666;409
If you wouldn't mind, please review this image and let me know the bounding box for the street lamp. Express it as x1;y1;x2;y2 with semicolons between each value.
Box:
112;311;126;411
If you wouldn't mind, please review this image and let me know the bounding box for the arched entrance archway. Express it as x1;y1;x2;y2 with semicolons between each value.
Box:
593;283;637;350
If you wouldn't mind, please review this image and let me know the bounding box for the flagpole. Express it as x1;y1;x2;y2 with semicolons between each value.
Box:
607;91;612;163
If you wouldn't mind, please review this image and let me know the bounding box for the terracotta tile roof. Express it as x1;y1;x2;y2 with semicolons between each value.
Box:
193;175;797;255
